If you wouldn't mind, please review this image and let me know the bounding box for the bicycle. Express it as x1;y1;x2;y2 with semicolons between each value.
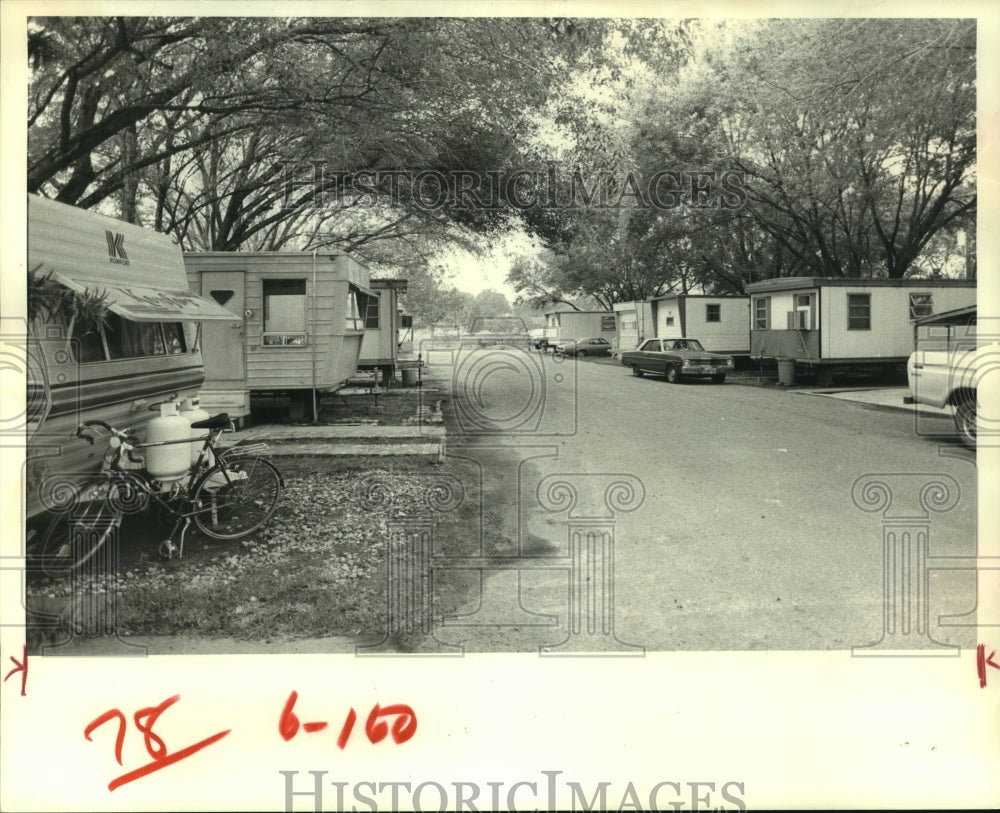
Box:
32;410;283;577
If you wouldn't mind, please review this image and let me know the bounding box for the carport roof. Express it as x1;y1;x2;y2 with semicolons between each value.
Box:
911;304;977;326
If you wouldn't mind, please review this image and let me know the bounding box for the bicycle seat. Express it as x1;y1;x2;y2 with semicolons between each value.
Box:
189;413;231;430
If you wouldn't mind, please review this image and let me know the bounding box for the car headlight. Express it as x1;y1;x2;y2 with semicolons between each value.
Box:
725;358;734;366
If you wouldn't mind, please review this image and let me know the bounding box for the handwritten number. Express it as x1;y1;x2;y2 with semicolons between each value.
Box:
279;690;328;740
365;703;417;744
279;690;300;741
84;709;128;766
85;696;230;791
337;708;357;750
134;695;179;759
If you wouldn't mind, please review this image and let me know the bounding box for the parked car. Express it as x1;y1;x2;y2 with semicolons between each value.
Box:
620;337;734;383
907;342;985;448
555;337;613;357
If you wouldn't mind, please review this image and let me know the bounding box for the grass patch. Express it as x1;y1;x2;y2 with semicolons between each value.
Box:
26;455;480;649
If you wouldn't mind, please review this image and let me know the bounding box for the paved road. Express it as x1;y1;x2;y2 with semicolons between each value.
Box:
427;347;979;652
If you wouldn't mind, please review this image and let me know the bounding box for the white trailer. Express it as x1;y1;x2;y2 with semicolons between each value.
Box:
746;277;977;383
541;310;617;350
184;251;373;421
612;300;655;354
650;294;750;356
357;278;418;386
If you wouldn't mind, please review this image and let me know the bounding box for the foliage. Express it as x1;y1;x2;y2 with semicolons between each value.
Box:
28;16;609;257
26;16;976;309
27;266;110;331
512;18;976;306
711;18;976;279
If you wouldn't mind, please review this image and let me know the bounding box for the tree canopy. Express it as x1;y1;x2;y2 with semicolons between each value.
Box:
27;16;977;309
506;17;976;307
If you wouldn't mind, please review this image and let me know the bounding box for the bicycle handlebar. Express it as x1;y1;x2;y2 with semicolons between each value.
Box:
77;419;130;445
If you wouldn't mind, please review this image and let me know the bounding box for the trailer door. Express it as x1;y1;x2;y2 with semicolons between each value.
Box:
200;270;246;384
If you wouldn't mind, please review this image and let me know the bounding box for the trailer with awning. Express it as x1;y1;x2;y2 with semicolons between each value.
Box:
25;194;239;520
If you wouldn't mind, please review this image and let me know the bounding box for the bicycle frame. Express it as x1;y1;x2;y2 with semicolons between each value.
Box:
95;420;271;558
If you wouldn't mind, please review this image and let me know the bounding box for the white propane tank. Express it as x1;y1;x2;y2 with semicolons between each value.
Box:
179;395;213;465
145;402;192;481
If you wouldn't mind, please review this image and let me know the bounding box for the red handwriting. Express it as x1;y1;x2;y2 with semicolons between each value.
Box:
279;691;417;749
4;645;27;696
85;695;231;791
977;644;1000;688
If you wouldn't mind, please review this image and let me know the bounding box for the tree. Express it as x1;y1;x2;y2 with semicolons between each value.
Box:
28;15;612;256
708;18;976;279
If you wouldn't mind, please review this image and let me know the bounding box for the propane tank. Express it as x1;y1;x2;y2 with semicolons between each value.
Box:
179;395;213;465
145;402;192;481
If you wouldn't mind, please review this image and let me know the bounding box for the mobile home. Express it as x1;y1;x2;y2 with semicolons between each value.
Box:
25;195;239;520
357;278;418;386
184;251;373;421
746;277;977;381
612;300;655;354
651;294;750;357
541;310;617;350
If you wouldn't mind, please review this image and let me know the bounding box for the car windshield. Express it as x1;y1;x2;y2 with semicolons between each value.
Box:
670;339;704;351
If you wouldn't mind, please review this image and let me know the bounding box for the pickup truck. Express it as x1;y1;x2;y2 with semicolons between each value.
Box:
620;337;734;383
466;316;532;349
907;342;986;448
529;326;558;351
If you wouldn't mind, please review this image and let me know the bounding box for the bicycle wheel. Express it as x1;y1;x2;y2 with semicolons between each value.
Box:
34;481;121;578
190;455;282;540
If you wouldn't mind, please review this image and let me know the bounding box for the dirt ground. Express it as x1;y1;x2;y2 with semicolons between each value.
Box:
23;372;475;655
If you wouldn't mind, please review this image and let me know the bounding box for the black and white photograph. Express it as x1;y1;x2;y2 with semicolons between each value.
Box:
2;1;998;811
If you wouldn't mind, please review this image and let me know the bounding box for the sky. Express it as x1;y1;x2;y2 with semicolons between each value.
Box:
434;230;538;300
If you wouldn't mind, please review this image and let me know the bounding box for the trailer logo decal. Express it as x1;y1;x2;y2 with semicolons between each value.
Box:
105;230;129;266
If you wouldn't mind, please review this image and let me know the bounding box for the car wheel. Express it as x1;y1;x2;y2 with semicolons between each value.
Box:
631;365;643;378
665;365;680;384
578;350;587;358
711;374;726;384
954;397;977;448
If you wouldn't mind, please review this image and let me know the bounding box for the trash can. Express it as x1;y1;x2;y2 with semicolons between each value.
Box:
777;358;796;386
401;367;419;387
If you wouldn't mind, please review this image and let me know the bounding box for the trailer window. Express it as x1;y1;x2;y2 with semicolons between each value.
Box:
909;293;934;319
72;314;186;362
263;279;307;346
105;314;166;359
345;286;365;331
706;303;721;323
754;297;770;329
847;294;871;330
361;292;380;329
71;321;106;363
162;323;186;354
